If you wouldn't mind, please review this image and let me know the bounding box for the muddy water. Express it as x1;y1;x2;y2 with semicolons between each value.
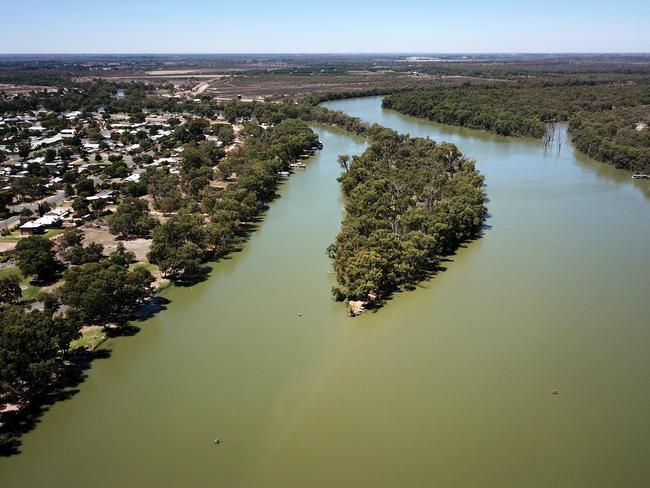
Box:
2;98;650;487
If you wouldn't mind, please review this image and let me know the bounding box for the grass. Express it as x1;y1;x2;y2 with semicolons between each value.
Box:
70;326;107;351
129;261;157;274
42;228;67;239
0;230;21;241
0;227;66;241
0;266;21;279
0;266;43;301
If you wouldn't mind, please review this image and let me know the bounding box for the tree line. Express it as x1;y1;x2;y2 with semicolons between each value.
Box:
382;81;650;172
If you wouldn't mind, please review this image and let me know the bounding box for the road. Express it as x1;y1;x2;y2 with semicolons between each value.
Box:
1;191;67;228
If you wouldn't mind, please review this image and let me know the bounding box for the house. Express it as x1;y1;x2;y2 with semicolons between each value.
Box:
86;189;117;201
32;134;64;148
83;142;100;152
123;173;141;183
19;213;65;236
19;220;44;236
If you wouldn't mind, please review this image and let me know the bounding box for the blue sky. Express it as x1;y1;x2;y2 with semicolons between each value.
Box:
1;0;649;53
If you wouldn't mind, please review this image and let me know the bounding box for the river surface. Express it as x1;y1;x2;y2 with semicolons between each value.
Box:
2;97;650;487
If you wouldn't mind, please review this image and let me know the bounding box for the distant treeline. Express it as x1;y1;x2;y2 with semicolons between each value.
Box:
383;81;650;172
0;80;164;115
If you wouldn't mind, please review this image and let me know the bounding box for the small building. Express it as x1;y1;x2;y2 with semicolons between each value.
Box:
19;214;63;236
123;173;141;183
86;189;117;201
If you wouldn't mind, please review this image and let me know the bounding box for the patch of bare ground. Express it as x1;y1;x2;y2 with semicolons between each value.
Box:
78;220;152;262
209;179;230;189
0;242;17;253
348;300;366;316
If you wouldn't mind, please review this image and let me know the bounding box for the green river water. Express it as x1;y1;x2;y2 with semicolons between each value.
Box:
2;96;650;487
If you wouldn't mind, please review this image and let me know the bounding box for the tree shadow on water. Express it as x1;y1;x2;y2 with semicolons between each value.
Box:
171;266;212;287
133;296;171;322
0;349;112;457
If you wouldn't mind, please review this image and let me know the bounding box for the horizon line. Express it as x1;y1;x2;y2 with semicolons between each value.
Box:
1;51;650;56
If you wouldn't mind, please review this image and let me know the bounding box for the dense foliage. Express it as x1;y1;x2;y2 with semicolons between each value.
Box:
327;127;486;302
13;236;59;282
109;197;159;238
569;106;650;173
60;262;154;325
0;304;81;403
383;81;650;172
148;119;320;280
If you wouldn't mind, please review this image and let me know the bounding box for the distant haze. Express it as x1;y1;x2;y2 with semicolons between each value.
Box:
2;0;649;53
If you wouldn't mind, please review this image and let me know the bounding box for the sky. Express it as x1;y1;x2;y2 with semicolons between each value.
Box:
1;0;649;54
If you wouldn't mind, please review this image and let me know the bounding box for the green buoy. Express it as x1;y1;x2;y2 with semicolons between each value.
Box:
213;437;220;444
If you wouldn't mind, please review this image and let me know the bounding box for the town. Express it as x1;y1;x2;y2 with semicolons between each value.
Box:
0;79;323;371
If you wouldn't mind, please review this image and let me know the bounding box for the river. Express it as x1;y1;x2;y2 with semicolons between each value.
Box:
2;97;650;487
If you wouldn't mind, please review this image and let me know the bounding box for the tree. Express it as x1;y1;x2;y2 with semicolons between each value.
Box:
60;263;154;325
89;198;108;216
17;142;31;160
148;212;206;278
337;154;350;172
107;242;136;266
37;201;51;217
14;236;59;282
58;147;73;160
180;144;213;180
19;208;34;224
75;177;95;197
71;197;89;217
0;306;57;399
44;148;56;163
12;177;47;202
108;197;158;238
0;303;82;402
0;275;22;304
0;189;13;215
59;228;84;250
140;168;182;213
64;242;104;265
64;183;75;198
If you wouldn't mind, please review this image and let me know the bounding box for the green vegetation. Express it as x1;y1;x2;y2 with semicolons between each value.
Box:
108;197;158;238
0;228;68;243
327;128;486;303
0;275;21;304
69;326;106;352
0;240;153;424
0;306;78;400
570;106;650;172
13;236;59;283
148;119;319;282
0;267;40;302
60;262;154;325
383;81;650;172
58;228;100;264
